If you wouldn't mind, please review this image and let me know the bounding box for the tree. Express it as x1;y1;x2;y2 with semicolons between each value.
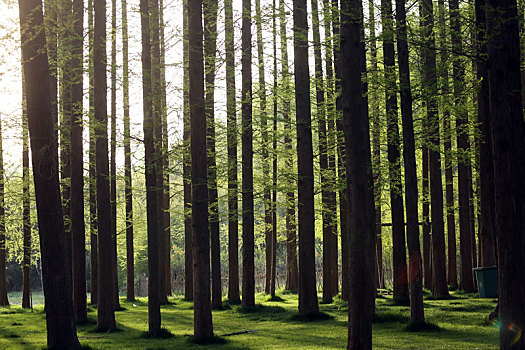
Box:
294;0;319;316
419;0;448;298
485;0;525;347
140;0;161;333
381;0;409;305
0;114;7;307
18;0;80;344
225;0;239;303
395;0;425;325
203;0;221;309
270;0;278;298
280;0;298;293
22;72;31;310
340;0;376;346
189;0;214;334
70;0;87;320
94;0;116;330
122;0;135;302
241;0;255;309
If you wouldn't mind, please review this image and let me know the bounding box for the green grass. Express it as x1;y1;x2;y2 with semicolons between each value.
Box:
0;291;499;349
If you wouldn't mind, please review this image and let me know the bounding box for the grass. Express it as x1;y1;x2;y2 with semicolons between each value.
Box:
0;291;499;349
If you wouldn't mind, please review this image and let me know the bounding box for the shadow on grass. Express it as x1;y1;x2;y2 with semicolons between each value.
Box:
141;328;174;339
186;335;228;346
405;321;441;332
266;295;285;302
289;311;334;322
76;316;97;327
373;310;409;324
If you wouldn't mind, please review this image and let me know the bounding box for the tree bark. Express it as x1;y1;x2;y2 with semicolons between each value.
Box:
22;71;31;310
486;0;525;348
0;115;8;307
271;0;278;297
341;0;376;346
18;0;80;344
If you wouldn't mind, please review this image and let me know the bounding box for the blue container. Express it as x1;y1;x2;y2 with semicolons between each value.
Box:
473;266;498;298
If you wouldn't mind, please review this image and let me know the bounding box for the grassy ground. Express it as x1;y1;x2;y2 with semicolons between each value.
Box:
0;291;499;349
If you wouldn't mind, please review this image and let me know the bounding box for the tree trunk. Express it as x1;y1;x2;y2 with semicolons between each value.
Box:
22;72;31;310
0;115;8;307
280;0;298;293
422;146;431;290
294;0;319;316
203;0;221;309
396;0;425;325
122;0;134;302
474;0;496;268
224;0;239;303
87;0;98;306
419;0;448;298
110;0;120;310
94;0;116;330
140;0;161;334
18;0;80;344
270;0;278;298
486;0;525;348
241;0;255;309
189;0;214;337
436;0;457;291
381;0;409;305
182;0;193;302
70;0;87;320
341;0;376;346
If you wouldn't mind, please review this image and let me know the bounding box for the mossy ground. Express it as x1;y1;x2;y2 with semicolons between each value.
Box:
0;291;499;349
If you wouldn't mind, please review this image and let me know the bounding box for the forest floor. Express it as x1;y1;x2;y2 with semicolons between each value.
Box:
0;290;499;349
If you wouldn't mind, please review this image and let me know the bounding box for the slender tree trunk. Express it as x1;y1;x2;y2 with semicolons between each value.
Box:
422;146;431;290
381;0;409;304
341;0;376;346
436;0;457;291
280;0;298;293
241;0;255;309
70;0;86;320
224;0;239;303
110;0;121;310
203;0;221;309
474;0;496;267
189;0;214;336
420;0;448;298
44;0;58;150
396;0;425;325
294;0;319;316
271;0;278;297
0;115;8;307
368;0;383;292
122;0;134;302
18;0;80;344
22;78;31;310
87;0;98;306
182;0;193;301
486;1;525;348
95;0;116;330
141;0;161;334
449;0;474;293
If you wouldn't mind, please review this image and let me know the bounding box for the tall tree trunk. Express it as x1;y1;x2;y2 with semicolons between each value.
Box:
44;0;58;152
368;0;383;292
396;0;425;325
141;0;161;334
422;146;431;290
381;0;409;304
255;0;272;297
94;0;116;330
203;0;221;309
122;0;134;302
271;0;278;297
241;0;255;309
110;0;121;310
474;0;496;267
486;0;525;348
311;0;334;303
436;0;457;290
341;0;376;346
294;0;319;316
189;0;214;337
22;77;31;310
70;0;86;320
280;0;298;293
224;0;239;303
87;0;98;306
0;115;8;307
182;0;193;301
450;0;474;293
419;0;448;298
18;0;80;344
